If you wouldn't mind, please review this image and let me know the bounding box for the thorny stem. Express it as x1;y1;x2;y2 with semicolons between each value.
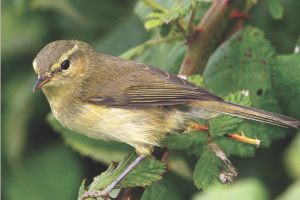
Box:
226;0;259;40
178;0;241;77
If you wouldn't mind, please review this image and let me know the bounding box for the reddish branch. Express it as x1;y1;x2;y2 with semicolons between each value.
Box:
178;0;241;77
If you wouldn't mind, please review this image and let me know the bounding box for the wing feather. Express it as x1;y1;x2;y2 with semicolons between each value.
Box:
83;55;223;109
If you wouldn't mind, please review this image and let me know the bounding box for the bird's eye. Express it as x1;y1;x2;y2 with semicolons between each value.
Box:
61;60;70;70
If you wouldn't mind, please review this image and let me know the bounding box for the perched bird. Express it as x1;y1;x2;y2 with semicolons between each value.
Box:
33;40;300;199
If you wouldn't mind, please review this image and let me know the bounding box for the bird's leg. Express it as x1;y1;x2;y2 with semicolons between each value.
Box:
184;121;209;133
79;155;145;200
225;131;263;148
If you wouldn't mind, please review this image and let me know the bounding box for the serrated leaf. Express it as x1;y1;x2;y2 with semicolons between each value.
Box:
47;113;134;165
145;12;164;19
145;19;164;30
161;131;208;151
187;74;206;88
193;144;228;191
88;152;166;190
160;3;192;24
78;180;87;199
204;26;296;157
265;0;284;20
208;91;252;137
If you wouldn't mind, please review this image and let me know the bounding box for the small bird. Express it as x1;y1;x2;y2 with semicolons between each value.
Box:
33;40;300;199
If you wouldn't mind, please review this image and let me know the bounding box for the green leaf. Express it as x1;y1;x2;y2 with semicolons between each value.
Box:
145;19;164;30
161;131;208;151
78;180;87;199
204;26;296;157
272;54;300;120
145;12;164;19
87;152;166;190
134;0;185;24
208;90;252;137
160;3;193;24
214;136;256;158
275;180;300;200
192;178;269;200
265;0;284;20
187;74;206;88
193;144;229;191
283;132;300;179
186;145;205;157
47;113;134;165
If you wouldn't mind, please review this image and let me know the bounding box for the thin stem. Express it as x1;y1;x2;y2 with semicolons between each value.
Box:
140;0;169;13
147;34;183;46
80;155;145;200
115;148;167;200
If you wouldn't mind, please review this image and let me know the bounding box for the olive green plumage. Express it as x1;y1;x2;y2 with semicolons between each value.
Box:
33;40;300;155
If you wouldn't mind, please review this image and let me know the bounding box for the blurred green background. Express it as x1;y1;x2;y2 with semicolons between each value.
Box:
2;0;300;200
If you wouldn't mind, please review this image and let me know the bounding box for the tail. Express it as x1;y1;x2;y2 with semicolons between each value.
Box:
196;100;300;129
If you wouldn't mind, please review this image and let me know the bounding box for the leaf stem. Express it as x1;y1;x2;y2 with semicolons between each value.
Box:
140;0;169;13
147;34;183;45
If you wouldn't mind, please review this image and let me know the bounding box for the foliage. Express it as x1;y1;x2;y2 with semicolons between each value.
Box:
2;0;300;200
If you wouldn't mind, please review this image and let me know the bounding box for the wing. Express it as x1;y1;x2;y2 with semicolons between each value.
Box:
83;55;223;109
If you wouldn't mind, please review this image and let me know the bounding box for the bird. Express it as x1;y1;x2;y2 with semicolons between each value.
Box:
33;40;300;199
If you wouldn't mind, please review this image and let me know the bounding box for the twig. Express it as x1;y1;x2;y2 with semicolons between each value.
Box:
140;0;169;13
114;148;167;200
178;0;241;76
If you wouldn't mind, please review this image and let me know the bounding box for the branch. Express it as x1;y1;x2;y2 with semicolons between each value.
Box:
178;0;241;77
114;148;167;200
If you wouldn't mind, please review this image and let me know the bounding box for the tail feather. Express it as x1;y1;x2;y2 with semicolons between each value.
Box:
196;101;300;129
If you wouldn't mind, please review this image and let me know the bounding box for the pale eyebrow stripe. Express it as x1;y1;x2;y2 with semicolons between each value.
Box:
33;58;37;72
51;43;79;71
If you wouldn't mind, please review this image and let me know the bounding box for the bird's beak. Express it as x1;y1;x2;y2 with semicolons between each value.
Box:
33;76;53;92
